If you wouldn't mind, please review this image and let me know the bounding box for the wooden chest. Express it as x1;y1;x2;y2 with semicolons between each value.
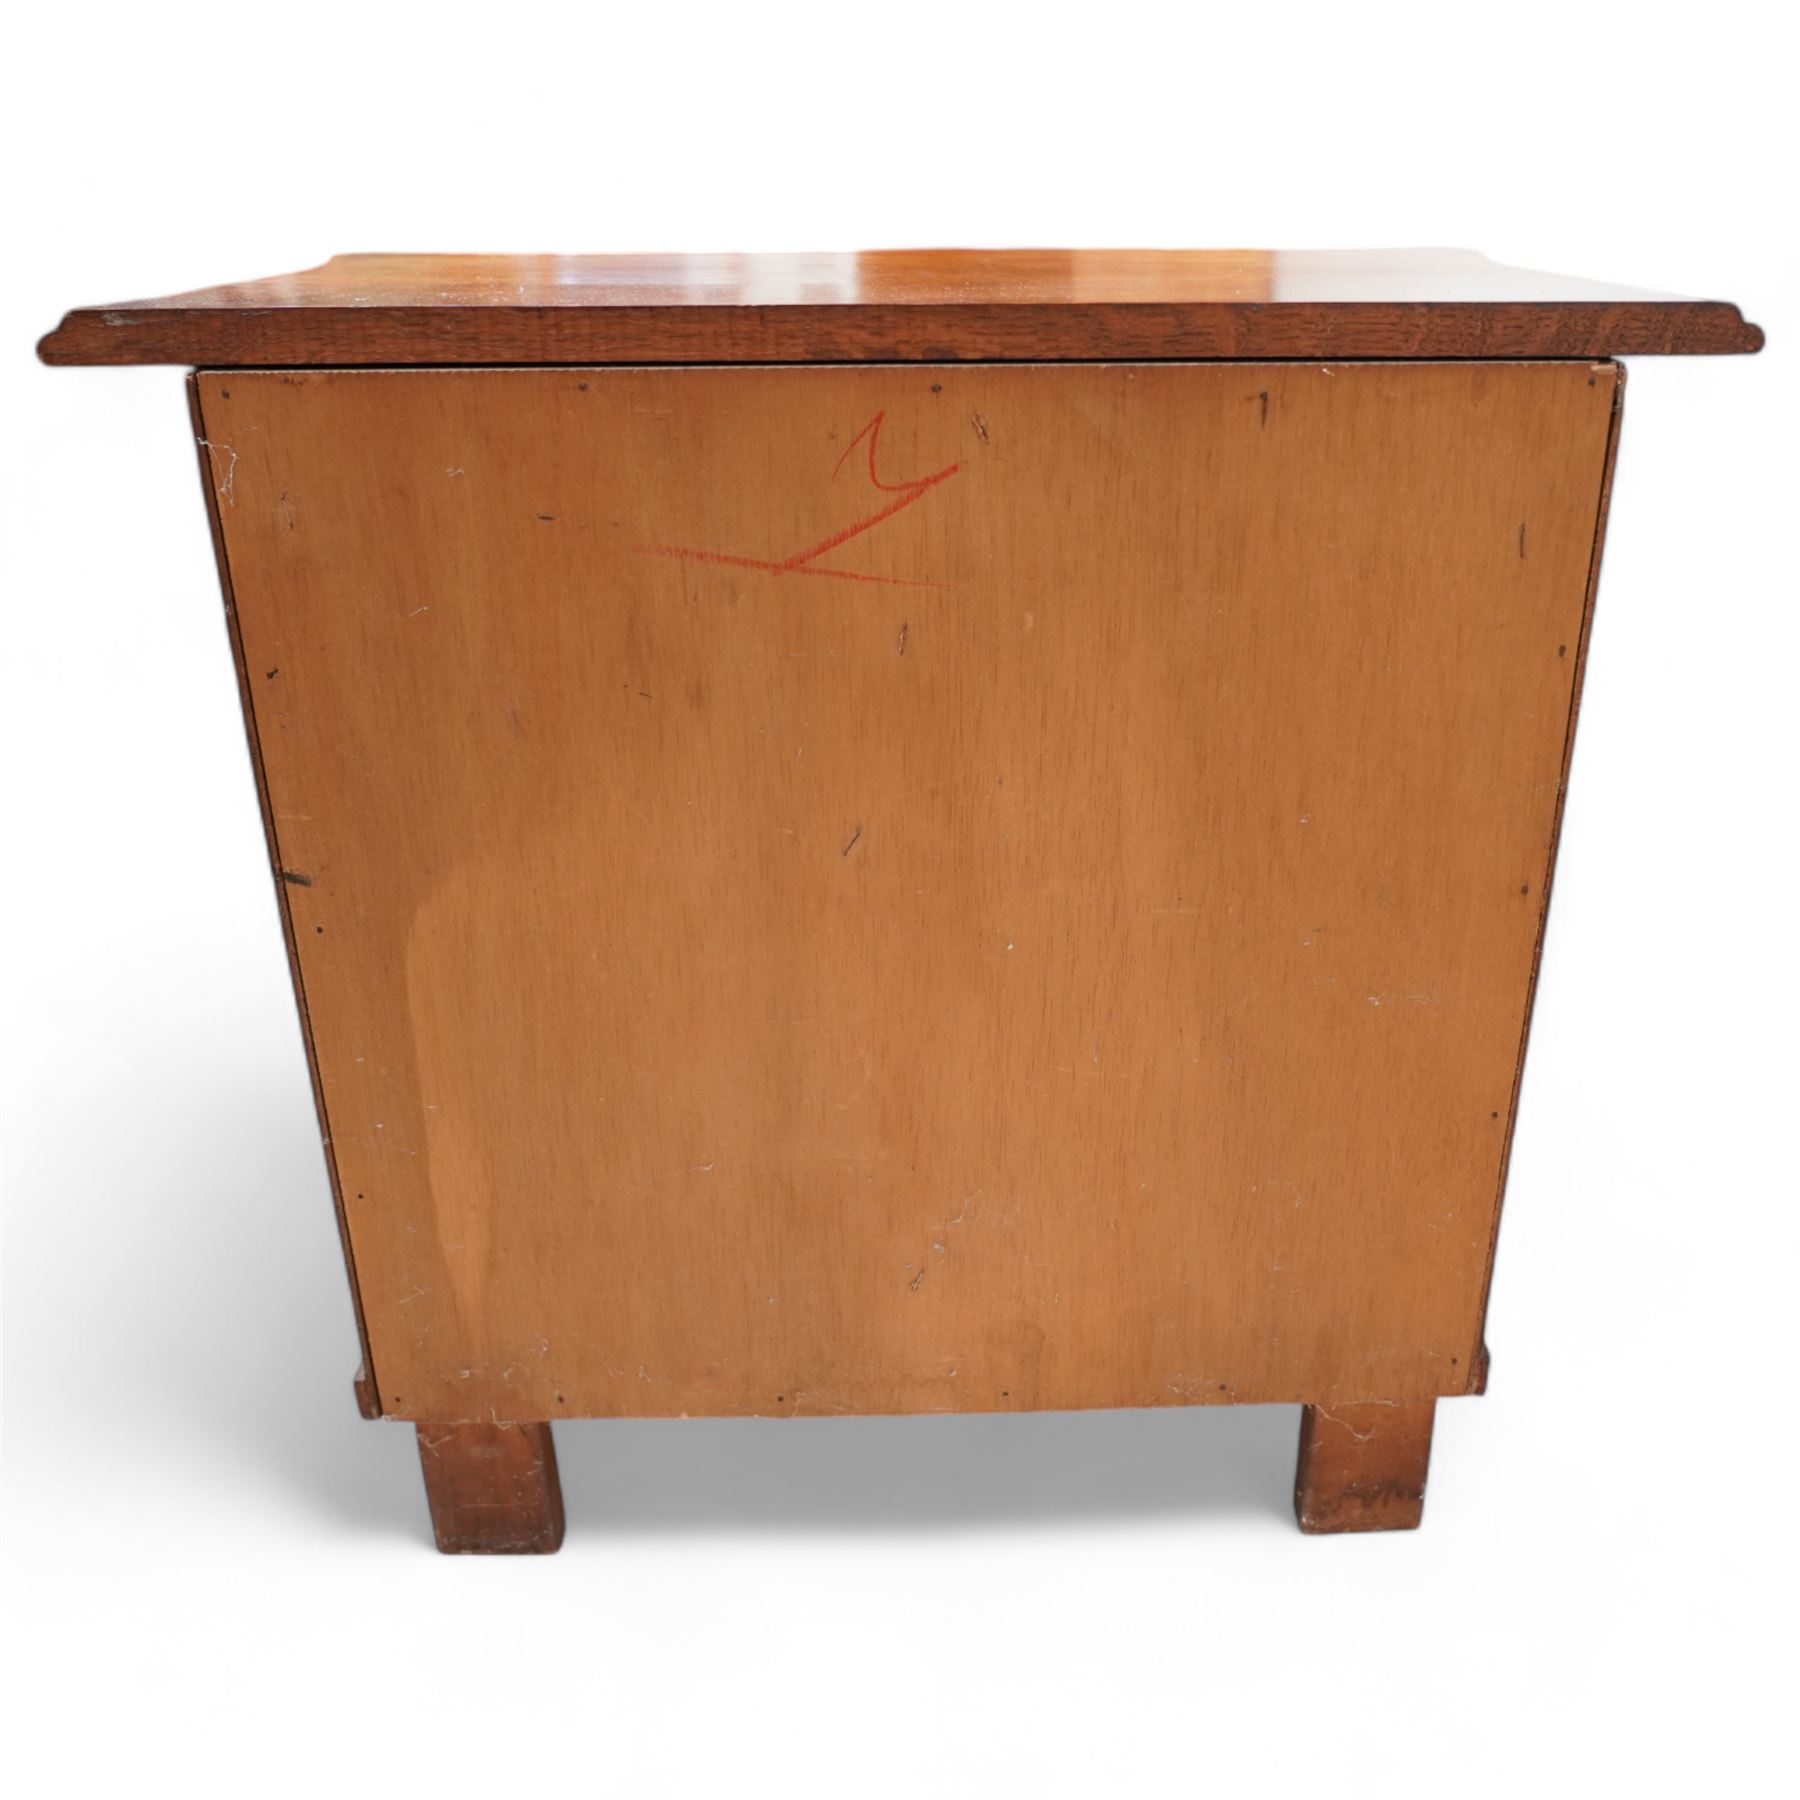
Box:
39;249;1763;1545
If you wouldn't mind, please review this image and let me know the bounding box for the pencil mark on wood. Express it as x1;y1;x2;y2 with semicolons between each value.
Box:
841;825;863;857
639;411;958;587
279;868;313;887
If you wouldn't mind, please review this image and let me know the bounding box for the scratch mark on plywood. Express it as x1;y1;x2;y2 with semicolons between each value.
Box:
197;438;238;505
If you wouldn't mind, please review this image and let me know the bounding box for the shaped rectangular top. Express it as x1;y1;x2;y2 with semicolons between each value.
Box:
38;248;1763;367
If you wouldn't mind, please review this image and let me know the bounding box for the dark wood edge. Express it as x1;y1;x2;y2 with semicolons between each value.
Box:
1466;361;1628;1388
353;1361;382;1419
42;300;1764;366
185;374;382;1418
1294;1399;1437;1534
416;1421;565;1554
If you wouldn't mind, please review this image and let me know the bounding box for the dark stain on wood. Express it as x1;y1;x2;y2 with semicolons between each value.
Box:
415;1420;565;1554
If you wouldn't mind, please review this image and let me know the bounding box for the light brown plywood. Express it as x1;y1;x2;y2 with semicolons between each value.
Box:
196;361;1618;1423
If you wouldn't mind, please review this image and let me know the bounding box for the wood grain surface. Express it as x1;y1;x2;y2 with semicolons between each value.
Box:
41;249;1763;365
415;1421;564;1553
1294;1399;1437;1533
195;360;1620;1423
184;373;382;1400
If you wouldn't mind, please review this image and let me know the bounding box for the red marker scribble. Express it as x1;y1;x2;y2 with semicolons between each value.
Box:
639;411;958;587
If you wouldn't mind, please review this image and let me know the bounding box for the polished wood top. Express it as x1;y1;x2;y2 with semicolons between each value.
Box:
39;248;1763;366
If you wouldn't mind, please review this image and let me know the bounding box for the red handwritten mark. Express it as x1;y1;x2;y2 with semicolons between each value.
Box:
639;411;958;587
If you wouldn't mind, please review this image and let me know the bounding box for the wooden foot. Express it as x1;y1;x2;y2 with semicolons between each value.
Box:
1294;1399;1436;1534
415;1420;565;1554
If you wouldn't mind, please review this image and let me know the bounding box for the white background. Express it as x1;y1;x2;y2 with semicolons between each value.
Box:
1;4;1792;1794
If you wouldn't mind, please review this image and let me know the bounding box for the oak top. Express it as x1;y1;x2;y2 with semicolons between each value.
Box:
39;248;1763;366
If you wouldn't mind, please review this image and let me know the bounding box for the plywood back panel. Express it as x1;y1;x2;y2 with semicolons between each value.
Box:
197;361;1618;1421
